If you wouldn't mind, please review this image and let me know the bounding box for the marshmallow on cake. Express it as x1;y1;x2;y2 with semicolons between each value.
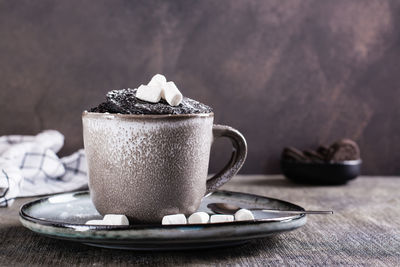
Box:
136;74;183;107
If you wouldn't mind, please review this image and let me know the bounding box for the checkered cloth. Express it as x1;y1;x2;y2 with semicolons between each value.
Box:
0;130;88;207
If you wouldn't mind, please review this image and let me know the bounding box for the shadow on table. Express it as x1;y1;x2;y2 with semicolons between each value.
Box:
234;176;303;188
235;176;347;188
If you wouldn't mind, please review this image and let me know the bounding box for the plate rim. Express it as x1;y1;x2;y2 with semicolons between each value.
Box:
19;190;305;230
19;190;307;245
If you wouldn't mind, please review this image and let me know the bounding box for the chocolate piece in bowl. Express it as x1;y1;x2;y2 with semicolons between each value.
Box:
316;145;330;159
327;139;361;162
282;147;309;162
280;139;362;185
303;149;325;163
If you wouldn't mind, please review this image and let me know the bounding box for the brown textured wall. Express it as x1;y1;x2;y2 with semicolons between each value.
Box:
0;0;399;175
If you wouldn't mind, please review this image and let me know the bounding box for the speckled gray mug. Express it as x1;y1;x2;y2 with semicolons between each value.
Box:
82;111;247;223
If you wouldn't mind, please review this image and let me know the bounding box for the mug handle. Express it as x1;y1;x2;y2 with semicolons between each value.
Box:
206;124;247;194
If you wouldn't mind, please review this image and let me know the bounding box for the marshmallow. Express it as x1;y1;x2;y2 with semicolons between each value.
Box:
161;214;187;225
163;81;183;106
234;209;255;221
188;212;210;224
148;74;167;89
85;220;108;225
210;214;234;223
136;84;162;103
85;214;129;226
103;214;129;226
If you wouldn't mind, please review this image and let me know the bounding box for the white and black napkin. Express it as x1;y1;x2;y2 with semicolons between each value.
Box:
0;130;88;207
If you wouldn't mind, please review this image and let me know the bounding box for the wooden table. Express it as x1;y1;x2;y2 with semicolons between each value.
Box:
1;175;399;266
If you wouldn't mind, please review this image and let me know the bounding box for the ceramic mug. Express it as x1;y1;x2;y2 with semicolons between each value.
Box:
82;111;247;223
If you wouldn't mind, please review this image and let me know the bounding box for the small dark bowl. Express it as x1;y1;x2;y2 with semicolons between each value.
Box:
281;159;362;185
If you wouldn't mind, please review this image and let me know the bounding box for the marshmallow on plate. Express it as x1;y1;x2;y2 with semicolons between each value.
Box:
163;81;183;106
234;209;255;221
136;84;162;103
85;220;108;225
85;214;129;226
103;214;130;225
161;214;187;225
188;212;210;224
210;214;234;223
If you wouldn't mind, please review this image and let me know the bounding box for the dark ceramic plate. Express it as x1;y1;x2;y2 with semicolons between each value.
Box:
281;159;362;185
20;190;307;251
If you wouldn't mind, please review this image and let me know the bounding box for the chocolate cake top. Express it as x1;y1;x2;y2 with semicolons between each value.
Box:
89;88;213;115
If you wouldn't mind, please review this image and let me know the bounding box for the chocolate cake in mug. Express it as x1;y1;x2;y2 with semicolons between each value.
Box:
83;75;247;223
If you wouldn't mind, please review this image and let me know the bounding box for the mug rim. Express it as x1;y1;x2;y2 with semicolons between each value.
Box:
82;111;214;119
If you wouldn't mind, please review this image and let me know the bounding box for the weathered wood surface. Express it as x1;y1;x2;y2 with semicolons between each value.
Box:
0;175;399;266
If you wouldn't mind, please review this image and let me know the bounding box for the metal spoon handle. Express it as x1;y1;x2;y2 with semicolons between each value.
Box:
260;209;333;215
